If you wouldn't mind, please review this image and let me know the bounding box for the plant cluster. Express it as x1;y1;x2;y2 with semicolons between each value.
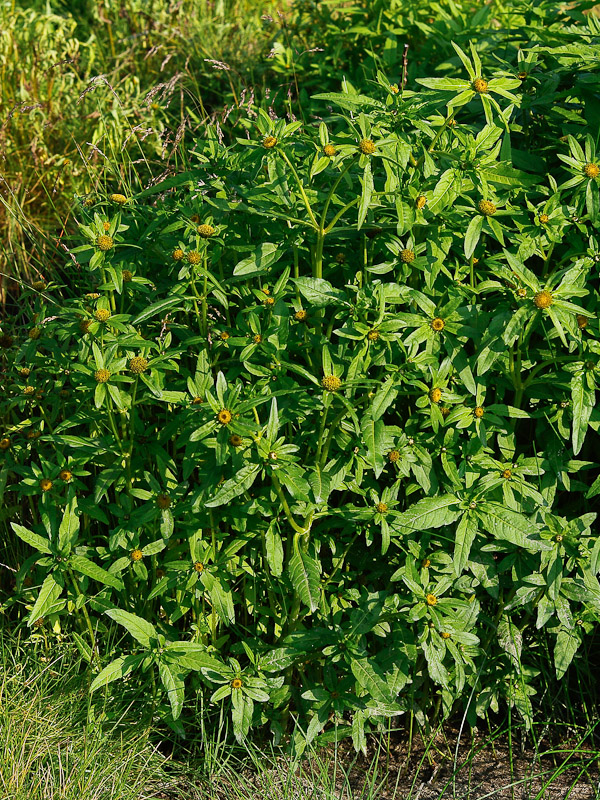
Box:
2;3;600;753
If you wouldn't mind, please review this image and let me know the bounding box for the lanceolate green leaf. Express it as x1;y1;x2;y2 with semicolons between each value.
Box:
28;573;63;627
476;503;550;551
90;654;145;692
105;609;157;647
288;542;320;613
70;555;124;591
393;495;461;535
205;464;260;507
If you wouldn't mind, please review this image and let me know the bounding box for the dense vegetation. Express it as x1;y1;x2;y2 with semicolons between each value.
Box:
2;0;600;759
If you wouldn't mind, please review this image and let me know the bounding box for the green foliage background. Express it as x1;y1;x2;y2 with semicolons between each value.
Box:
2;0;600;754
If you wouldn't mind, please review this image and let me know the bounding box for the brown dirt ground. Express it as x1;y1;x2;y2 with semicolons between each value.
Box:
147;726;600;800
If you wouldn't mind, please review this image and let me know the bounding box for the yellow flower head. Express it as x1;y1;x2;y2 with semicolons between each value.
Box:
172;248;185;261
478;199;496;216
577;314;589;329
231;678;243;689
197;223;215;238
472;78;488;93
534;290;553;309
94;369;111;383
97;235;114;251
584;163;599;179
358;138;376;155
474;406;484;419
416;195;427;209
131;549;143;562
187;250;202;265
24;385;35;396
156;493;171;509
441;631;451;639
518;71;528;80
252;334;262;344
217;409;233;425
194;561;204;572
192;396;204;405
322;375;342;392
539;213;549;224
294;309;308;322
103;222;111;232
122;270;133;282
430;388;442;404
400;248;416;264
0;437;11;450
263;136;277;149
32;280;47;291
229;434;243;447
422;558;431;569
431;317;445;332
323;144;337;157
40;478;53;492
502;468;512;479
375;501;388;514
19;367;31;378
109;193;128;204
128;356;149;374
367;329;380;341
517;287;527;298
220;331;230;340
59;469;73;482
426;593;438;606
94;308;110;322
264;296;275;306
388;449;400;462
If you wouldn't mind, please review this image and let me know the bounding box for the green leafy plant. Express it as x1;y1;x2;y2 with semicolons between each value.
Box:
2;0;600;754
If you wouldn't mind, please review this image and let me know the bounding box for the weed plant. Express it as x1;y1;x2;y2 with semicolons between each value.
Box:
1;0;600;760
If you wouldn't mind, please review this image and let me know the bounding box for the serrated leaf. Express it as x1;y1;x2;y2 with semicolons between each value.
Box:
70;555;124;590
105;609;157;647
233;243;282;276
554;628;580;679
205;464;260;508
292;277;346;308
12;523;52;555
28;573;63;627
288;543;320;613
394;495;461;535
158;660;185;720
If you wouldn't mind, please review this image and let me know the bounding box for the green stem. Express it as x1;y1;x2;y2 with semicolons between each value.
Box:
271;473;305;534
68;568;100;667
279;151;318;229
